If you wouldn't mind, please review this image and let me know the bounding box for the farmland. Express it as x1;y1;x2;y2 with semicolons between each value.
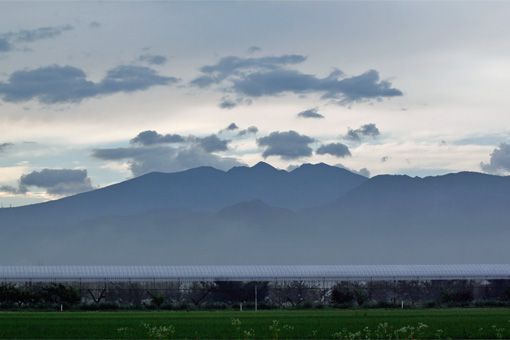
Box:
0;308;509;339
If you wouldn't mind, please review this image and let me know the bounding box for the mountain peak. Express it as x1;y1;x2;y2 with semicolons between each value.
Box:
290;163;363;178
252;161;276;171
292;162;335;171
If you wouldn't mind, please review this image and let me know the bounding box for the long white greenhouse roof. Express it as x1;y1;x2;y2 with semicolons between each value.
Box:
0;265;509;282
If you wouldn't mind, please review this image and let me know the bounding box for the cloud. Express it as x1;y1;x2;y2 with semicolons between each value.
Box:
345;123;380;142
357;168;370;177
191;54;307;87
286;164;300;172
93;145;241;177
316;143;351;158
130;130;184;146
238;126;258;136
1;168;94;196
0;25;74;53
381;156;389;162
226;122;239;131
0;143;13;152
219;122;243;134
297;108;324;119
0;65;178;103
336;164;370;178
0;38;11;52
218;96;252;109
130;130;230;153
219;98;237;109
247;46;262;54
89;21;101;28
195;134;230;152
93;130;242;176
480;143;510;174
0;185;25;195
233;69;402;103
192;53;402;106
139;54;167;65
2;25;74;43
257;130;314;160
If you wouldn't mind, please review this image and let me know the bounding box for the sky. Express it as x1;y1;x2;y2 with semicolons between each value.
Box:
1;1;510;206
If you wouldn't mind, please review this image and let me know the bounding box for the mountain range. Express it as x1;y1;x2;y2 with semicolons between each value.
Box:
0;162;508;265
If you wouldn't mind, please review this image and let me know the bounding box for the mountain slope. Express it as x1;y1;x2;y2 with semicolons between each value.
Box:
1;167;510;265
323;171;510;229
0;162;367;227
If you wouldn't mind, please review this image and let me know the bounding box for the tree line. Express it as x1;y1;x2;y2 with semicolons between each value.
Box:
1;280;510;310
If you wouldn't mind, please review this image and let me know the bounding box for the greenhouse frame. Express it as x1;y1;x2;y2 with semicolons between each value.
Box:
1;264;509;283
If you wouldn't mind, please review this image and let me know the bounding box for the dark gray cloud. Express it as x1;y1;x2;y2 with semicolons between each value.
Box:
93;145;242;176
335;164;370;178
0;65;178;103
14;168;94;196
192;53;402;106
219;98;237;109
94;130;241;176
0;185;25;195
89;21;101;28
316;143;351;158
480;143;510;174
345;123;380;142
218;96;252;109
130;130;184;146
219;122;241;134
381;156;389;162
357;168;370;177
191;54;306;87
238;126;258;136
232;69;401;103
2;25;73;43
257;130;314;160
130;130;229;152
139;54;167;65
226;122;239;131
297;108;324;119
195;134;230;152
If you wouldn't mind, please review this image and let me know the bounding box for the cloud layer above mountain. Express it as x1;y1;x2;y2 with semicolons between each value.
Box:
257;131;315;160
317;143;351;157
93;130;241;176
0;168;93;196
481;143;510;174
1;1;509;208
130;130;184;146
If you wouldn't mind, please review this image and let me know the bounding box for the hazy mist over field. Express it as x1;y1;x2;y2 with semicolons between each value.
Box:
0;2;509;264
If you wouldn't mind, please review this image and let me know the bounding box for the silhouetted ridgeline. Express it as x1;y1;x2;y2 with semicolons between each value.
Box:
0;163;508;264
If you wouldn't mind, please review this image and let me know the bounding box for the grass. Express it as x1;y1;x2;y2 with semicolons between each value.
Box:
0;308;509;339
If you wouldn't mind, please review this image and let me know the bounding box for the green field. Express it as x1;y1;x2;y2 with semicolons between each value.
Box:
0;309;509;339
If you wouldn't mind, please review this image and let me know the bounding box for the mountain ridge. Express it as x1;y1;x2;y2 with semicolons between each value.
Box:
1;164;509;265
0;162;367;224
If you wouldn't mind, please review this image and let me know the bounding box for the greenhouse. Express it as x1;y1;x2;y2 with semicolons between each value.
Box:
1;264;509;283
